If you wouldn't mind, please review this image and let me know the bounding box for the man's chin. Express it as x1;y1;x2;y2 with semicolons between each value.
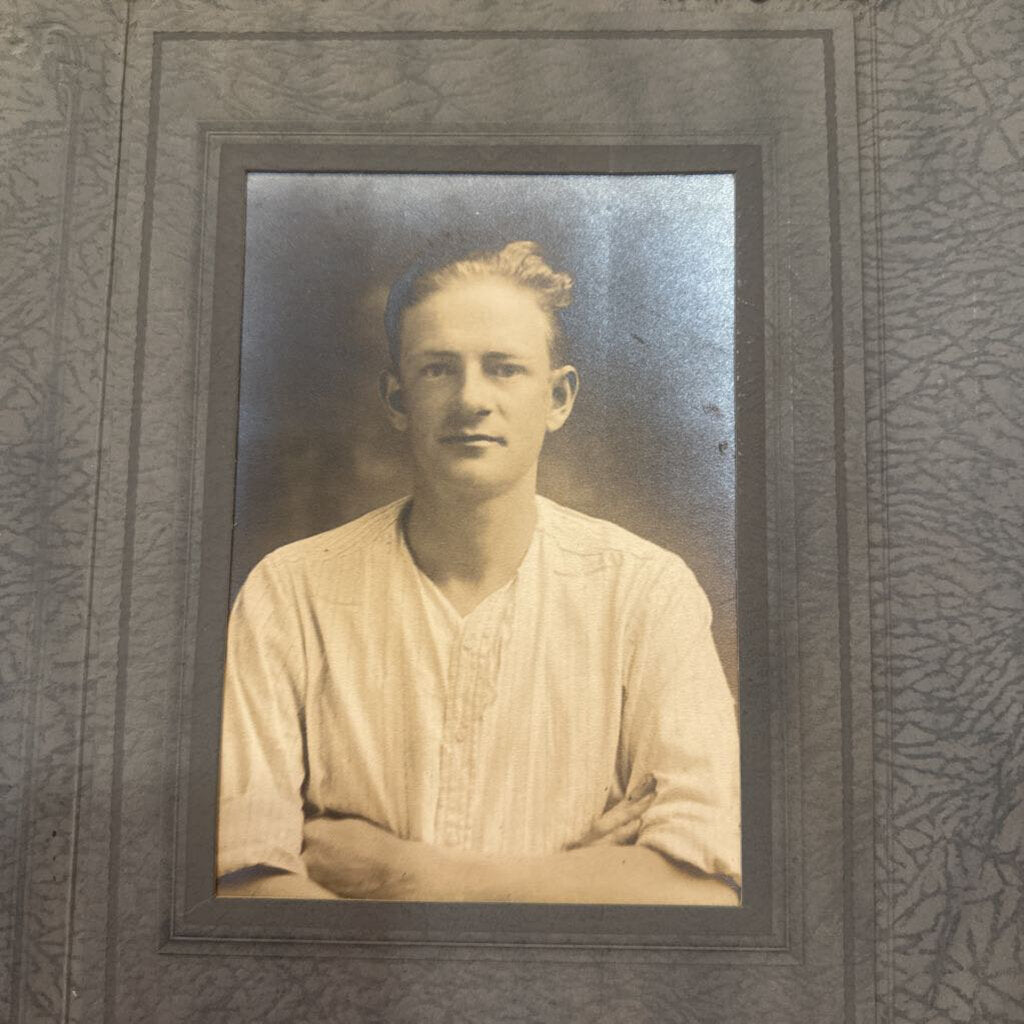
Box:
430;466;526;502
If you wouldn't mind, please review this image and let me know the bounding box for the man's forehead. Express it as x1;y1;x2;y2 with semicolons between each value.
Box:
409;348;529;361
408;277;545;318
399;279;553;356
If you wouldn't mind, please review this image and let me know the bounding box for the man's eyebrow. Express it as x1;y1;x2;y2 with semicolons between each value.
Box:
409;349;459;360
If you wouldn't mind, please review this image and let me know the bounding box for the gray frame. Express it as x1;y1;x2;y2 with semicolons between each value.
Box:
184;142;769;947
135;16;868;1012
5;8;900;1024
9;2;1022;1023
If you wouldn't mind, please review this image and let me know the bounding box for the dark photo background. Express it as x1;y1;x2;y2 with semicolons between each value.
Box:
232;172;738;691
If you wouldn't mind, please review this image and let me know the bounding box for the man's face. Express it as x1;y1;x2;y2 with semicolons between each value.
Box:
383;276;578;500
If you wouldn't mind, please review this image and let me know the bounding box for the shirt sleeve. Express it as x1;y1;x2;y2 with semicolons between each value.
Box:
217;554;309;879
620;555;742;888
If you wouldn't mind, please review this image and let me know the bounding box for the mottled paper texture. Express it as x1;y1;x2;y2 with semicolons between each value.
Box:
3;1;1020;1022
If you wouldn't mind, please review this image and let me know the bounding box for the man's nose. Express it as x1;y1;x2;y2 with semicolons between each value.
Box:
456;364;492;415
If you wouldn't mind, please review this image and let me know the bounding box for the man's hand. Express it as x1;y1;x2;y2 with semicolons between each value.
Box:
567;773;657;849
218;866;338;900
303;816;422;900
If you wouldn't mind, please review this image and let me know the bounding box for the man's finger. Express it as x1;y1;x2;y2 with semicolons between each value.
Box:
592;816;643;847
627;773;657;802
596;789;656;833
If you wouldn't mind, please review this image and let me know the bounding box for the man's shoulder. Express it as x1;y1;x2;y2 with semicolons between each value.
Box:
259;497;406;575
536;496;688;577
537;499;711;623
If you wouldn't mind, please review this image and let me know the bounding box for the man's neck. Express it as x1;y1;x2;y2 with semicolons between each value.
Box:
404;476;538;612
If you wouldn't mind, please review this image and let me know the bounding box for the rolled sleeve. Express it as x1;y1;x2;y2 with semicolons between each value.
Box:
217;555;309;879
621;557;742;887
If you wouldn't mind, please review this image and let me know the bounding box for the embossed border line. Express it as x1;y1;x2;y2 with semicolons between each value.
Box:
95;25;866;1024
6;18;136;1024
8;23;87;1024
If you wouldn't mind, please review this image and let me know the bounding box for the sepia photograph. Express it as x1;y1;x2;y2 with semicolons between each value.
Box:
215;172;743;905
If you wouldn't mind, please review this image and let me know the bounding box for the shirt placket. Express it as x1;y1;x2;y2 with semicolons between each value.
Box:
433;606;500;849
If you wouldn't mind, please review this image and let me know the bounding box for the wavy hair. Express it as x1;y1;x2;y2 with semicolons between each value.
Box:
384;241;573;367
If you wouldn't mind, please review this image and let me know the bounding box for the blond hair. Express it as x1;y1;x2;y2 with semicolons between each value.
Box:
385;241;573;365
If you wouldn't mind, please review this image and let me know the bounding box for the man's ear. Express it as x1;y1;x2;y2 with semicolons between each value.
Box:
546;365;579;433
379;368;408;431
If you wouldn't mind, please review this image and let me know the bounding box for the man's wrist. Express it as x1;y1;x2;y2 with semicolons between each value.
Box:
384;836;483;901
372;829;443;900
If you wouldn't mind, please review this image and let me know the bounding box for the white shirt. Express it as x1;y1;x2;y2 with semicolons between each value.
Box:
217;496;741;887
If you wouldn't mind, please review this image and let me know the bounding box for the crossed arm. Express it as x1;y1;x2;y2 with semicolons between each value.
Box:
219;779;739;906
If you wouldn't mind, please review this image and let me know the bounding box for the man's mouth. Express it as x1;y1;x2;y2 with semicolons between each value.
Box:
439;433;507;447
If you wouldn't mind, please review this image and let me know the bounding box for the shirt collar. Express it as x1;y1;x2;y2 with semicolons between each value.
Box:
394;495;544;624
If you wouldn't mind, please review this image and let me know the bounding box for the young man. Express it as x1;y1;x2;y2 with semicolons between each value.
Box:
217;241;740;904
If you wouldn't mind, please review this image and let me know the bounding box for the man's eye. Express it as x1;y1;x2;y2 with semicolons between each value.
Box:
421;363;451;378
492;363;526;377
